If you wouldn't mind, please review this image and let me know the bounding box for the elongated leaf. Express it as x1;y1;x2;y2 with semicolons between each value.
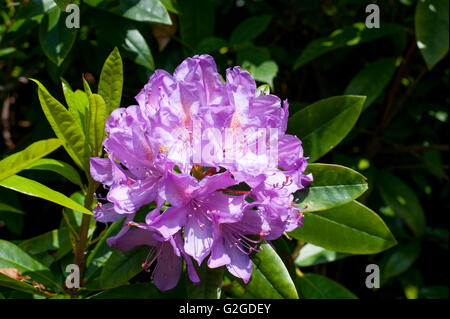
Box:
87;94;107;157
228;241;298;299
98;47;123;115
99;246;148;289
297;273;357;299
0;175;92;215
61;78;89;133
295;164;368;212
294;23;404;69
82;76;93;96
187;261;223;299
0;139;62;182
230;15;271;45
295;244;350;267
377;171;426;237
287;96;365;162
380;242;421;283
85;220;124;280
344;58;397;109
31;79;88;170
0;239;60;290
39;8;77;66
94;14;154;70
415;0;449;69
289;201;397;254
0;272;49;297
53;0;71;10
26;158;83;188
18;228;72;257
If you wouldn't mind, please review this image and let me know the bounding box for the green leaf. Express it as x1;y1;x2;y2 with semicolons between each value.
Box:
85;0;171;24
230;15;271;45
0;175;92;215
85;220;124;280
98;47;123;115
87;94;107;157
82;76;93;96
26;158;84;189
0;239;61;291
187;261;223;299
289;201;397;254
0;272;49;297
297;273;357;299
380;242;421;283
16;0;57;20
256;84;270;96
0;138;62;182
94;15;154;70
295;244;350;267
99;246;148;289
287;96;365;162
31;79;89;171
295;164;368;212
243;60;278;88
376;171;426;237
89;283;166;299
415;0;449;69
39;8;77;66
178;0;216;49
294;22;404;69
344;58;397;109
228;241;298;299
61;78;89;133
195;37;228;54
18;228;72;258
53;0;71;10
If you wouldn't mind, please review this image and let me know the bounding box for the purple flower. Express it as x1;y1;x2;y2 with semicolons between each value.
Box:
90;54;312;291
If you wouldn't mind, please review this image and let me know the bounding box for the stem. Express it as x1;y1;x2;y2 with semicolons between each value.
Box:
72;178;96;291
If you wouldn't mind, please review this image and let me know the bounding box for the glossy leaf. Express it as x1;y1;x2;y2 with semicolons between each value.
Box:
61;78;89;133
228;241;298;299
0;239;60;290
380;242;421;283
0;272;49;297
297;273;357;299
294;23;404;69
377;171;426;237
187;261;223;299
18;228;72;258
86;0;171;25
295;244;350;267
94;14;154;70
0;175;92;215
287;96;365;162
99;246;148;289
289;201;397;254
16;0;57;20
26;158;84;188
0;138;62;182
230;15;271;45
39;8;77;66
344;58;397;109
31;79;89;171
295;164;368;212
98;47;123;115
415;0;449;69
87;94;107;157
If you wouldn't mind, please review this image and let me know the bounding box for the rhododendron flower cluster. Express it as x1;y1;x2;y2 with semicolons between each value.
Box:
90;54;312;292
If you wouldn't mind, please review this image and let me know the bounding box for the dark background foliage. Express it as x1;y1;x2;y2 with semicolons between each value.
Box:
0;0;448;299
